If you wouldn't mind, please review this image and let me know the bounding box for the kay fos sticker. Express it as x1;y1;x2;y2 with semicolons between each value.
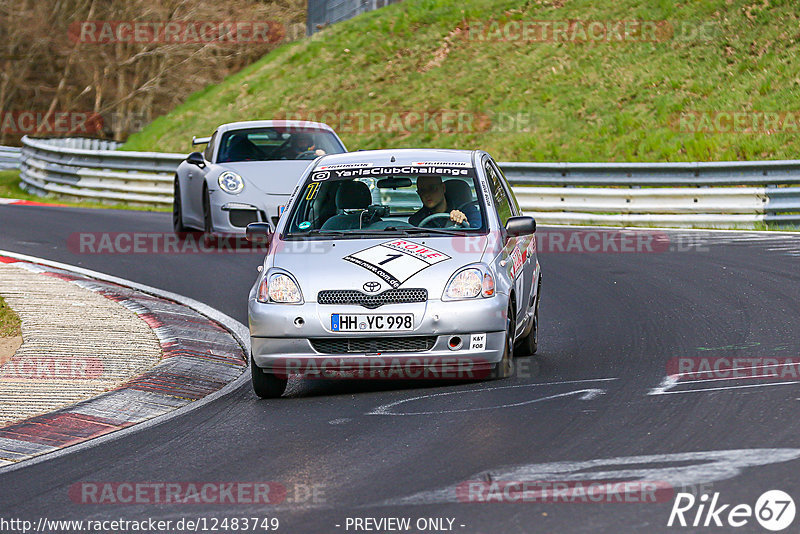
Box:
344;240;451;289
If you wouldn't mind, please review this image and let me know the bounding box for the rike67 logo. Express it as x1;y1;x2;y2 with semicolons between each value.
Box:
668;490;795;531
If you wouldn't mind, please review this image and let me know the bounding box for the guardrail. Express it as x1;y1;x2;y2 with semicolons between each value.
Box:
20;136;181;205
307;0;400;35
17;136;800;228
502;161;800;227
0;146;21;170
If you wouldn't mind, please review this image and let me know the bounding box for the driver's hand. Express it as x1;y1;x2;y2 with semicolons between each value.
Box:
449;210;468;225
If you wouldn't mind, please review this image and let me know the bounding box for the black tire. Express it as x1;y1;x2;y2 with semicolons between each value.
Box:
202;186;213;235
490;303;515;379
251;357;288;398
517;277;541;356
172;178;190;233
516;304;538;356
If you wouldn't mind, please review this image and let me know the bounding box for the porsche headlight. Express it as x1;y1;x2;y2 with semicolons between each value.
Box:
257;272;303;304
218;171;244;194
443;265;495;300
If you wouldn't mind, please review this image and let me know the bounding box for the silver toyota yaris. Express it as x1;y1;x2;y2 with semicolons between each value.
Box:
246;149;541;398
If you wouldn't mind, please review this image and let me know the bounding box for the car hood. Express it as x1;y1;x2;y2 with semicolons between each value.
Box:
270;235;490;300
220;161;313;195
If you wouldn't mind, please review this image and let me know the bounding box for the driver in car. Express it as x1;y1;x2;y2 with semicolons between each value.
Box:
409;175;480;228
284;133;326;159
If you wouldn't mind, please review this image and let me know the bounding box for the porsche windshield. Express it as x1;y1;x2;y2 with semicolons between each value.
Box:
284;164;487;236
216;127;344;162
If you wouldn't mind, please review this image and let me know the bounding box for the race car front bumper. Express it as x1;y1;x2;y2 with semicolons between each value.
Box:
249;296;509;377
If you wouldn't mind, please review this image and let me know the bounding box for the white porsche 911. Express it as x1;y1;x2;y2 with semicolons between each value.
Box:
173;120;347;235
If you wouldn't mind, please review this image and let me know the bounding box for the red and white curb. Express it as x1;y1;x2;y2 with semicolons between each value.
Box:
0;253;248;469
0;198;66;207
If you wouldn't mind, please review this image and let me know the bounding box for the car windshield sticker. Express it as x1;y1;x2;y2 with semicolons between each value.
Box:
343;240;451;289
411;161;471;167
329;166;470;178
317;162;374;170
305;182;320;200
480;178;493;207
286;184;300;204
311;171;330;181
298;221;311;230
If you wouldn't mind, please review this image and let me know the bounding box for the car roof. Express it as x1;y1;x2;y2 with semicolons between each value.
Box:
314;148;476;168
216;120;336;133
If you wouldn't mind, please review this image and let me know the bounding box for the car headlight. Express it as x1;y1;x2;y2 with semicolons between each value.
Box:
257;272;303;304
443;265;495;300
218;171;244;194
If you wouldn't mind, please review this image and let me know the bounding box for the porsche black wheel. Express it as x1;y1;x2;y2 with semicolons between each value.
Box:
172;178;190;233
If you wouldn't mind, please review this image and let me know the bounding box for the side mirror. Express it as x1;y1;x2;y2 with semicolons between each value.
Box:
187;151;205;167
246;222;272;243
505;216;536;237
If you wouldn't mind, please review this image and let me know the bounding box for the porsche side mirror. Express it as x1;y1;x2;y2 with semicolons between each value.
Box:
187;151;205;167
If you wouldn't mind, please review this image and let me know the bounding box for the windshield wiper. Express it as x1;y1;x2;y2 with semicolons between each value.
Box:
286;229;401;238
399;227;469;236
285;229;348;237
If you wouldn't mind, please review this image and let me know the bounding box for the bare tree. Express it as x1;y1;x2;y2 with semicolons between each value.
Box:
0;0;305;144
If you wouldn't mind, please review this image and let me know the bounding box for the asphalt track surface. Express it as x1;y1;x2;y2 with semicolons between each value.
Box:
1;203;800;533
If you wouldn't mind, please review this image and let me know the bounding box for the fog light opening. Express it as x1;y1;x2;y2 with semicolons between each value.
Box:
448;336;463;350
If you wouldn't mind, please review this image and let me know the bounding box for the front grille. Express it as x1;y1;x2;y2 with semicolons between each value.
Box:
317;288;427;309
310;336;436;354
229;209;258;228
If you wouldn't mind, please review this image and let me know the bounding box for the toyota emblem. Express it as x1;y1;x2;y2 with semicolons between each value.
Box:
363;281;381;293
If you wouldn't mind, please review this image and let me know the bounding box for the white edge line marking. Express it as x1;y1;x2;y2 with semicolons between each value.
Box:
368;378;617;416
541;223;800;236
0;249;251;475
651;380;800;395
650;361;800;395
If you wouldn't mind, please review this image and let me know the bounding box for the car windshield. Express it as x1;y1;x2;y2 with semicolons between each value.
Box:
216;127;344;163
284;163;487;237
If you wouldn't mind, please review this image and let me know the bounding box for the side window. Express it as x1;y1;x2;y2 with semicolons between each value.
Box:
485;159;513;226
204;131;218;162
490;159;520;215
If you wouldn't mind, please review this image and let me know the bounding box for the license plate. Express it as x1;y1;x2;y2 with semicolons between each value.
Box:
331;313;413;332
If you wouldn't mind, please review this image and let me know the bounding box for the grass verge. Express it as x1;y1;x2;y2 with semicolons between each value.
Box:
0;295;21;338
0;170;169;212
124;0;800;163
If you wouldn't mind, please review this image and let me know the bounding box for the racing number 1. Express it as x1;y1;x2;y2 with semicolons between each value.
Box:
379;253;402;265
